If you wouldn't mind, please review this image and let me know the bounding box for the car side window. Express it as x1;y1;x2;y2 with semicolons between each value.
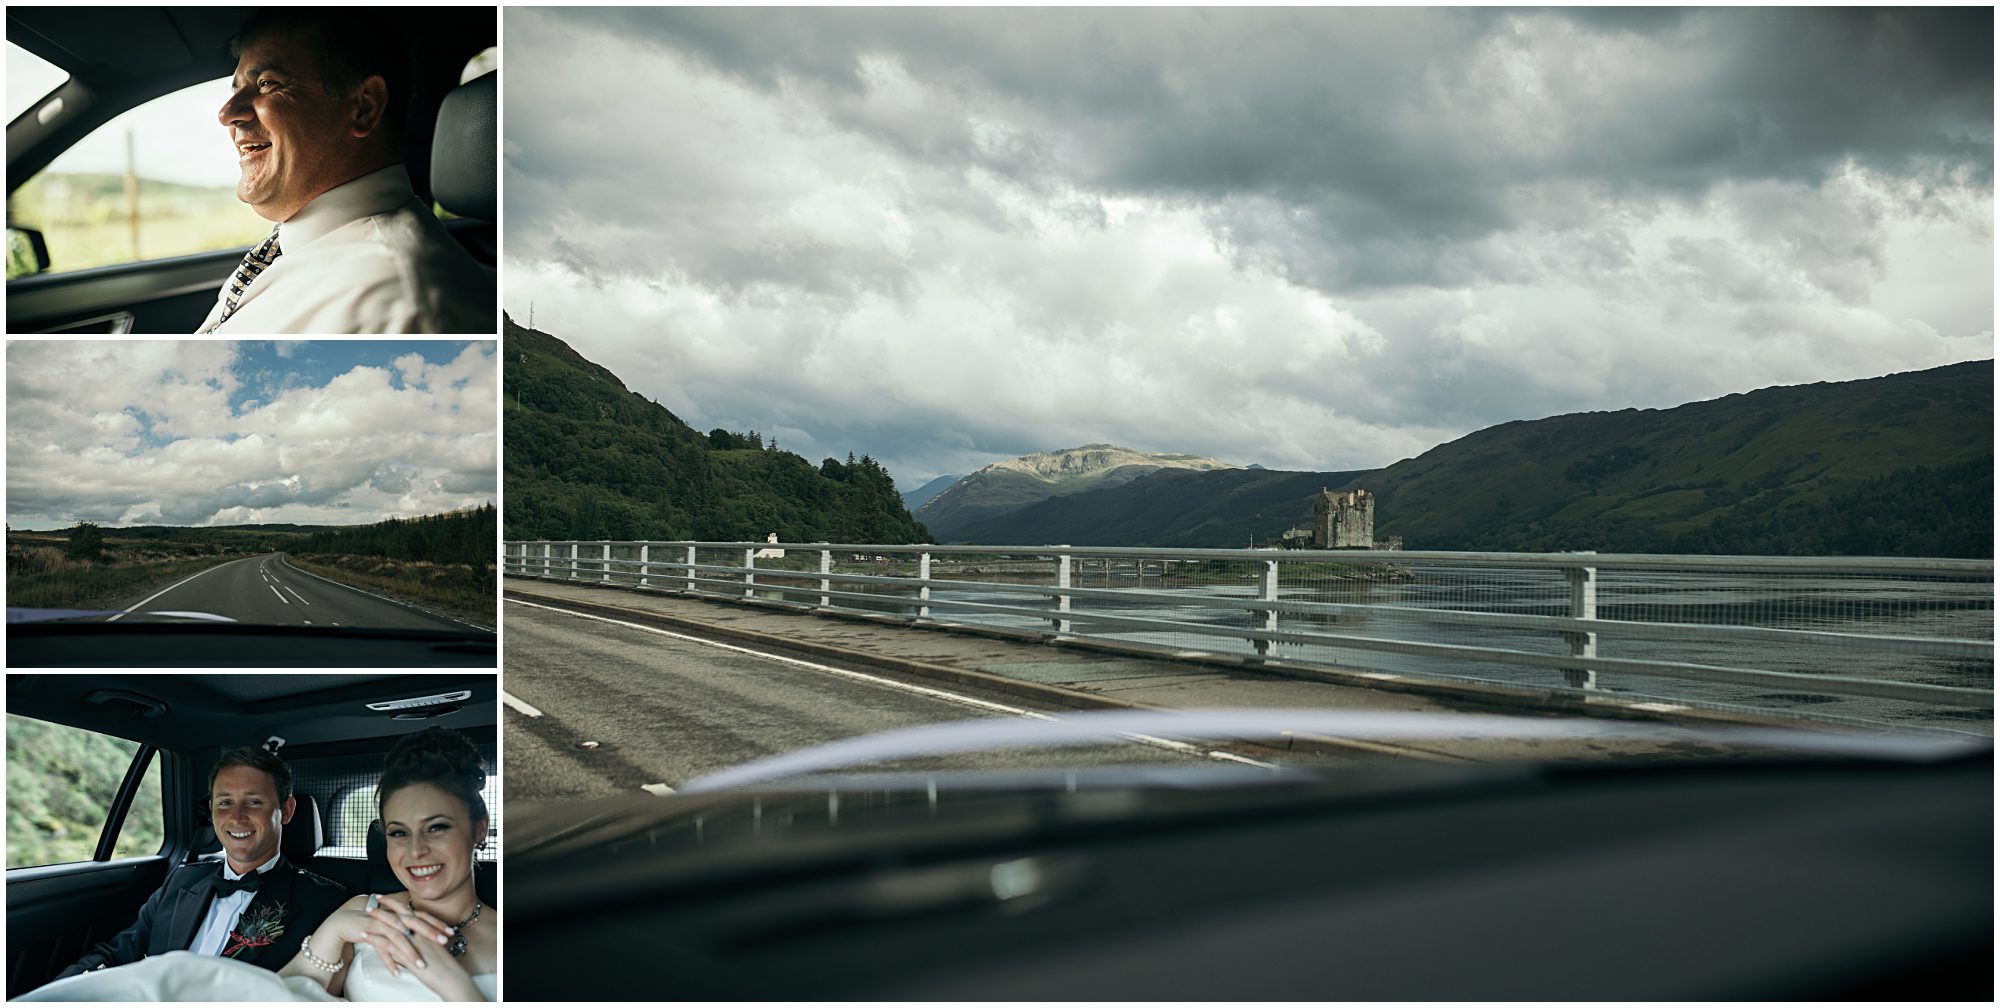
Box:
8;77;270;280
4;714;165;868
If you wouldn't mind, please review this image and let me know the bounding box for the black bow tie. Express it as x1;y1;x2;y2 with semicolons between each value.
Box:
214;871;261;896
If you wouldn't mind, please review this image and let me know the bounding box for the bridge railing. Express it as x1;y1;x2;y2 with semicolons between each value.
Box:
504;540;1993;735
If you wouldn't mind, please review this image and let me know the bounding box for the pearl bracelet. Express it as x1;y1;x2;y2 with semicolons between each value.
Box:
299;935;345;974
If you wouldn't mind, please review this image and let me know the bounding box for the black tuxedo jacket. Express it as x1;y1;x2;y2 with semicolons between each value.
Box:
55;857;348;980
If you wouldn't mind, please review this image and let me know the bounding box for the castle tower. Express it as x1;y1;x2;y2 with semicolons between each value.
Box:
1312;487;1375;548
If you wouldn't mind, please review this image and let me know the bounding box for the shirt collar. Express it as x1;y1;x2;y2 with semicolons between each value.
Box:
220;852;284;882
278;163;417;249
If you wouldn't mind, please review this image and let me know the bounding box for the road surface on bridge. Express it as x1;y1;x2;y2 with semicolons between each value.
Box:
504;580;1759;801
502;600;1288;802
107;553;472;631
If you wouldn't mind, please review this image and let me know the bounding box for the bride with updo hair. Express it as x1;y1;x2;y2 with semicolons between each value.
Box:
281;726;498;1000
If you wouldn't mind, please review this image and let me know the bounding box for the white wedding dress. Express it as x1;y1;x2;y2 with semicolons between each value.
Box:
17;947;497;1002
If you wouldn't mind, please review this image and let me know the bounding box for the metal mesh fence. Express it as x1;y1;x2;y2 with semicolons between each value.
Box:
507;543;1992;734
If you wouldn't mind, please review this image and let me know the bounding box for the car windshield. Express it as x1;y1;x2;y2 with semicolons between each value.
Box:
497;6;1990;1000
5;340;497;664
498;4;1990;790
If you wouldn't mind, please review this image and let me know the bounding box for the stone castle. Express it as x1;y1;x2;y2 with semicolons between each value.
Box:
1314;487;1374;548
1280;487;1398;549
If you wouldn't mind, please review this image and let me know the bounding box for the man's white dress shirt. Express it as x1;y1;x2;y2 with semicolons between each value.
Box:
188;854;283;957
196;164;494;334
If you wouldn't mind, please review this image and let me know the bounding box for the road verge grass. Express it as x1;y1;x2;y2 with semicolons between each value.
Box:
286;554;495;629
6;541;236;611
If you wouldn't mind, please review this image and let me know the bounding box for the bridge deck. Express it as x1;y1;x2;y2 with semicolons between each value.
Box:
505;576;1848;764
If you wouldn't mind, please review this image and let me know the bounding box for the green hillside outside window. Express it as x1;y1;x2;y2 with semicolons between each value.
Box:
9;77;270;279
5;715;165;869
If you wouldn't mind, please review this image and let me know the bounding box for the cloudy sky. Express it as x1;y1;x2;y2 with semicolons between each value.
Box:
504;8;1993;492
6;341;496;529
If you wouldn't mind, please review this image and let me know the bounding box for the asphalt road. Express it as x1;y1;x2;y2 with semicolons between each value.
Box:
504;600;1231;803
107;553;469;631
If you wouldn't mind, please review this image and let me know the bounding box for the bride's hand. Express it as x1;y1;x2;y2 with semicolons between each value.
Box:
320;897;437;978
360;898;482;1000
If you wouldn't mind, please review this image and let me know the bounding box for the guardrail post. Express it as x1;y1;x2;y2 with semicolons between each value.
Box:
541;542;551;577
639;543;650;587
1052;549;1072;635
917;551;932;619
602;541;612;583
743;546;756;599
568;542;579;581
1564;553;1598;690
685;545;697;593
1253;559;1279;660
819;549;832;608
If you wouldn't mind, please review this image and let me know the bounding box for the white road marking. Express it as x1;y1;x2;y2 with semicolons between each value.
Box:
268;585;289;604
277;555;487;630
110;556;254;622
283;586;311;606
508;598;1275;769
501;692;545;718
641;783;677;797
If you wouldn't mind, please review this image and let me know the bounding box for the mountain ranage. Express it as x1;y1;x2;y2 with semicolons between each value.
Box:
924;361;1992;558
503;315;930;544
916;444;1236;542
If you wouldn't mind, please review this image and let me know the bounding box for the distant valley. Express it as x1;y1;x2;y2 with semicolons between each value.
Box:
924;362;1992;557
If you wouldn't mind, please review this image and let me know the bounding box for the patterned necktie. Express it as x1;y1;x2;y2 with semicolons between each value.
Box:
202;228;282;333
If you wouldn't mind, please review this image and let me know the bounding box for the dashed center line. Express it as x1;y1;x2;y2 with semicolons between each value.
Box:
268;585;289;604
502;691;546;718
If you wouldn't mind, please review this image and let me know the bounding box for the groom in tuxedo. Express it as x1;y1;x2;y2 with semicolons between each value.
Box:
54;745;349;979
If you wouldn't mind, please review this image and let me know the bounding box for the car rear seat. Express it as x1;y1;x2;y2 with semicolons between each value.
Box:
282;793;371;896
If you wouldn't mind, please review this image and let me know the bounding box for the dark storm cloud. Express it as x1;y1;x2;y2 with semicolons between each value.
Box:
504;8;1991;485
519;7;1989;295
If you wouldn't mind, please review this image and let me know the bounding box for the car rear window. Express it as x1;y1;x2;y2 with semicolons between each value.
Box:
290;744;499;861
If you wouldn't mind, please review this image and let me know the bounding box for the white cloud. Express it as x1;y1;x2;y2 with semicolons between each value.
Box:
6;341;496;528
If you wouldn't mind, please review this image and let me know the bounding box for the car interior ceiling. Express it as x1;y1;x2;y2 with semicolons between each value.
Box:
5;674;496;752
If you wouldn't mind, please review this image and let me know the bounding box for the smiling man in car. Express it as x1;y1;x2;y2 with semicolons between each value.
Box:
196;10;491;334
49;746;349;982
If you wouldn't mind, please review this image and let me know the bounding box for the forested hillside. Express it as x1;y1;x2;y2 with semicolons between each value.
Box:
504;317;929;543
945;362;1991;558
1362;360;1991;555
298;505;495;564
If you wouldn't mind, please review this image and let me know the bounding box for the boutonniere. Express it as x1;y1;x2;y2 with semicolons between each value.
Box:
223;901;288;959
